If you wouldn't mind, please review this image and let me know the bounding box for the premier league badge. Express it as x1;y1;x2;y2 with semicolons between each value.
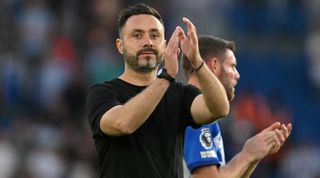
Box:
199;127;213;150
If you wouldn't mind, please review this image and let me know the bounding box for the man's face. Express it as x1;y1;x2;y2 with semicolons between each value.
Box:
216;49;240;101
118;15;166;73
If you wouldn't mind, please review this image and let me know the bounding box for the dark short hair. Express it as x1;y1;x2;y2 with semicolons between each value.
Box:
182;35;236;78
118;3;164;36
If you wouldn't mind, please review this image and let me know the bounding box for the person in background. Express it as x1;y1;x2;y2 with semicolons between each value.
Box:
182;35;292;178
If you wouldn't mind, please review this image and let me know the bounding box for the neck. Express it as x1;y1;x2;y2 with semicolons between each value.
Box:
120;68;157;86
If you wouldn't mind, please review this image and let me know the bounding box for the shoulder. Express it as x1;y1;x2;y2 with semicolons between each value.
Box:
186;122;219;133
185;122;221;142
88;78;128;93
87;79;121;101
90;78;121;89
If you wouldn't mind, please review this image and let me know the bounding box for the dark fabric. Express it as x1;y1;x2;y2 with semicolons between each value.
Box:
87;78;201;178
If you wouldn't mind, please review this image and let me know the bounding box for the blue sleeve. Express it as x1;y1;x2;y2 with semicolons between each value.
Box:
184;123;223;172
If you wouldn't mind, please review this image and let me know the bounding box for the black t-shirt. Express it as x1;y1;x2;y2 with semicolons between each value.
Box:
87;78;201;178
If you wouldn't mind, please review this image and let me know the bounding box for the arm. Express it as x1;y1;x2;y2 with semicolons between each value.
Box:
100;28;182;136
240;123;292;178
191;146;262;178
100;78;170;136
191;122;292;178
241;161;259;178
178;17;229;124
191;63;230;124
191;153;257;178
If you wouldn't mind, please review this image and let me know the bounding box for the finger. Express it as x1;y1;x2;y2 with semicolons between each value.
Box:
166;27;179;49
264;141;275;154
182;17;196;32
182;17;195;38
271;133;282;153
280;124;289;138
275;129;285;144
263;131;278;145
182;17;197;42
264;136;276;148
265;130;281;146
287;123;292;135
267;139;281;154
171;29;180;50
177;26;186;42
270;143;281;154
265;122;281;131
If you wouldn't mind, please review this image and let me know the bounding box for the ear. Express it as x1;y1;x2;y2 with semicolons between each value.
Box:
208;57;221;75
116;38;124;54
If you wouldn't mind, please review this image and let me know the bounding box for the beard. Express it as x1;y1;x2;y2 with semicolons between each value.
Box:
223;84;235;101
218;74;235;101
123;47;164;73
227;87;235;101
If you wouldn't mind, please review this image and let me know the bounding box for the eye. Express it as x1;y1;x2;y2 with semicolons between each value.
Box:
133;33;142;39
150;33;160;39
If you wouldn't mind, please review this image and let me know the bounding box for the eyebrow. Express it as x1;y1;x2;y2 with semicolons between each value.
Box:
131;28;161;33
131;29;144;33
149;28;160;33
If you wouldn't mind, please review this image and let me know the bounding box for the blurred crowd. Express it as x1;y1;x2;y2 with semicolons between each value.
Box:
0;0;320;178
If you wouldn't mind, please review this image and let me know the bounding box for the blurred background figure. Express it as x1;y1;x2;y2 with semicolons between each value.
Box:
0;0;319;177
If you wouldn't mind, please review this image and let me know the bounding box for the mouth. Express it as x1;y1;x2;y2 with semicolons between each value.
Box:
137;48;158;56
139;52;156;55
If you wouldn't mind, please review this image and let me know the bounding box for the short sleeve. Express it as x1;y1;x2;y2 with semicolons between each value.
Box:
184;124;221;172
86;84;120;137
182;84;201;127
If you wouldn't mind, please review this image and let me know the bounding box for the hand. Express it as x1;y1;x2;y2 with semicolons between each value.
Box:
242;122;291;161
269;123;292;154
178;17;203;69
163;27;181;77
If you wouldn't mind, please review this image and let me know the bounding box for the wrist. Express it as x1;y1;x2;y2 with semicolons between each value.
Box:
191;60;205;73
240;149;257;163
157;68;175;83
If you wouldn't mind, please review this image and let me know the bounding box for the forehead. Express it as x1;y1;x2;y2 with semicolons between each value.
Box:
122;14;164;34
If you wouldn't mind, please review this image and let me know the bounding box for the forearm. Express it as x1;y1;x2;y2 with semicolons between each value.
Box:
218;150;257;178
100;78;170;136
192;151;257;178
195;60;229;118
241;161;259;178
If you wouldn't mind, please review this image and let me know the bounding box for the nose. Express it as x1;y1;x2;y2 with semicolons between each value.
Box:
235;69;240;80
143;36;153;48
